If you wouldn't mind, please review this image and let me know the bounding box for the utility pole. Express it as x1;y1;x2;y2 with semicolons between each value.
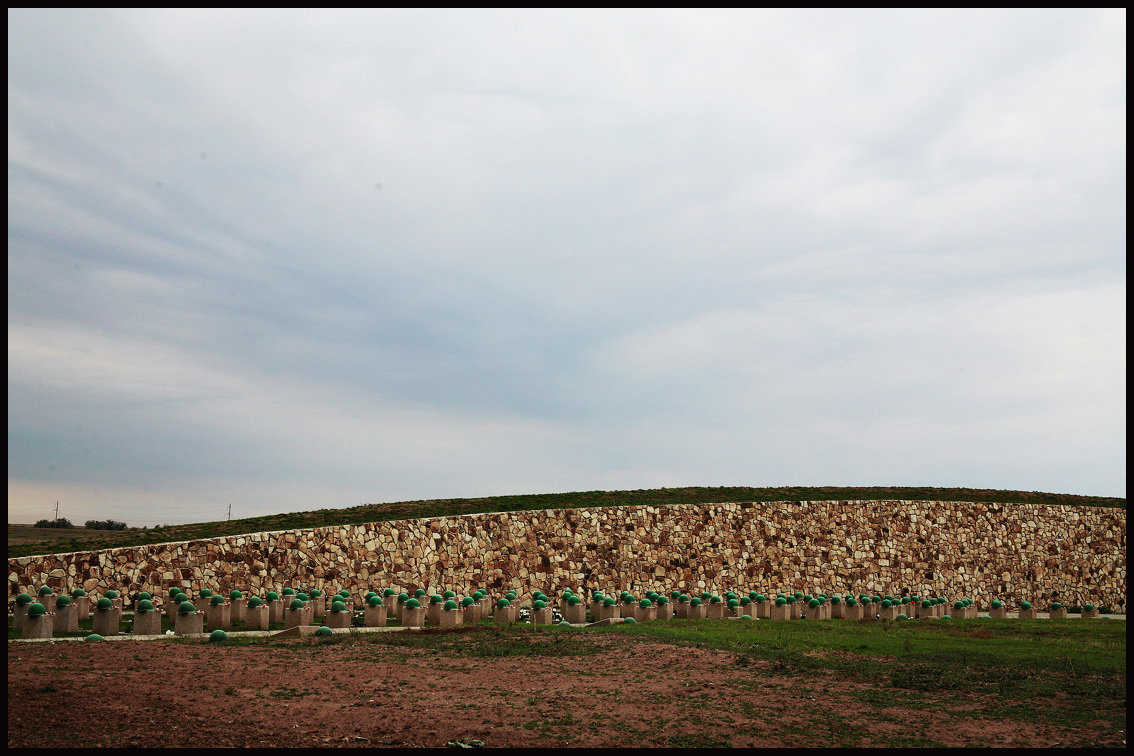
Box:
54;500;60;521
226;503;232;521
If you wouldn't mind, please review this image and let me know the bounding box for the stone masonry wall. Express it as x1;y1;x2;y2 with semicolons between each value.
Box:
7;500;1127;608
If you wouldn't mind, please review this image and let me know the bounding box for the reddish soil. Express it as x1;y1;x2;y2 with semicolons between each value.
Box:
4;630;1100;748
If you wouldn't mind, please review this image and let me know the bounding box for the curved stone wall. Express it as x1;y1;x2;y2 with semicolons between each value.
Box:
6;500;1127;608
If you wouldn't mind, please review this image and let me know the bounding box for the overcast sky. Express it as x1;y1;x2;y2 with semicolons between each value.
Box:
8;9;1126;526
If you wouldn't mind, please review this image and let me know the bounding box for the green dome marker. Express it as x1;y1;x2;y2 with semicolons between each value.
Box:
897;614;908;621
405;598;421;609
430;594;444;605
266;591;279;601
443;590;455;599
462;596;474;607
558;621;572;627
16;593;33;606
383;588;396;597
282;588;294;595
775;597;786;606
1021;601;1032;610
623;616;637;624
991;600;1002;609
568;595;581;605
941;615;952;620
309;589;322;598
740;597;751;606
198;589;210;598
1084;603;1095;612
210;595;225;606
830;596;842;605
678;594;689;604
331;601;347;613
368;596;383;607
533;600;547;610
209;629;228;642
506;591;517;600
315;626;333;637
38;586;53;596
136;599;154;612
398;593;409;604
846;597;857;606
603;597;616;607
137;591;152;601
248;597;263;608
84;633;104;642
729;598;740;608
28;603;47;617
808;598;820;608
296;593;308;601
97;597;113;610
230;590;243;600
444;600;458;611
740;615;752;620
497;599;511;609
289;599;306;610
71;587;86;598
690;597;702;606
710;596;722;604
179;601;197;615
414;589;427;597
639;599;653;609
1051;602;1063;610
168;588;181;597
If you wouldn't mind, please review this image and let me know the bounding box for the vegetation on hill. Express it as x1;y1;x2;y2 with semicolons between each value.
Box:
7;485;1124;559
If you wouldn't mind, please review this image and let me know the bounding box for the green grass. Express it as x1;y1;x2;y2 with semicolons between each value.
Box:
9;485;1123;557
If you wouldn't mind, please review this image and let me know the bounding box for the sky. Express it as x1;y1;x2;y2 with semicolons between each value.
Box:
8;9;1126;526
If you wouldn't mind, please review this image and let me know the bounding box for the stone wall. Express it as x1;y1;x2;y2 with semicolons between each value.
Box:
7;500;1127;607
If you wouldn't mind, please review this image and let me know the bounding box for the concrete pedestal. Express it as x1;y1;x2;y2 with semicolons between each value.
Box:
74;596;91;620
755;602;771;619
1048;607;1067;619
438;609;464;628
230;598;247;624
596;604;620;622
493;606;517;624
194;597;211;613
830;603;845;619
988;607;1008;619
769;604;791;621
804;605;824;621
401;606;425;628
860;605;877;621
13;603;31;632
244;605;270;630
790;604;802;620
879;605;899;621
563;604;586;624
92;609;119;636
363;605;388;627
686;604;708;620
1080;608;1099;619
674;603;689;619
54;604;79;633
23;613;54;639
638;606;657;622
205;603;232;629
530;608;553;625
706;603;726;620
285;607;307;629
132;610;161;635
326;611;352;629
174;612;204;634
267;599;285;624
843;604;865;622
463;604;481;623
426;604;444;626
821;604;832;619
1018;608;1037;619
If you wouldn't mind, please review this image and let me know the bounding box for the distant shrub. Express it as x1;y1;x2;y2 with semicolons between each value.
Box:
34;518;73;528
84;519;128;530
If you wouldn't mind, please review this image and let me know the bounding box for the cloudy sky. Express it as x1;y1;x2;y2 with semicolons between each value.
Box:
8;9;1126;526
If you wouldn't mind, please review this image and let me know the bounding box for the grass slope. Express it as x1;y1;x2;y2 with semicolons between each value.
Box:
7;485;1124;559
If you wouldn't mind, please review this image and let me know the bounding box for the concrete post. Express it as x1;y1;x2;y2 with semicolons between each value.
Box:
1018;605;1038;619
596;602;620;622
401;605;426;628
326;609;352;629
438;607;464;628
230;597;248;624
74;595;91;621
769;603;791;621
879;604;899;621
244;604;271;630
174;610;204;635
267;599;285;625
205;602;232;629
706;602;726;620
132;608;162;635
843;603;865;622
23;610;54;639
364;604;388;627
1080;607;1099;619
530;607;553;625
686;603;708;620
92;606;119;636
988;605;1008;619
1048;606;1067;619
563;603;586;624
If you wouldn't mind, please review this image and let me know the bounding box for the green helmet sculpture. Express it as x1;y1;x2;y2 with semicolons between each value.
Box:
266;591;279;601
210;595;225;606
368;596;383;607
248;597;263;608
28;602;47;617
71;587;87;598
38;586;53;596
444;600;458;611
497;598;511;609
178;601;196;614
16;593;33;606
136;599;154;612
405;598;421;609
331;601;347;613
97;597;114;610
209;629;228;642
289;599;306;610
230;590;243;600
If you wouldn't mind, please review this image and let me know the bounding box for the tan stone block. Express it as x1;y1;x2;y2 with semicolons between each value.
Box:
23;613;54;639
174;611;203;635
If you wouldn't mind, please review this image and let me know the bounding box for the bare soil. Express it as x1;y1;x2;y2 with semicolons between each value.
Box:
6;629;1103;749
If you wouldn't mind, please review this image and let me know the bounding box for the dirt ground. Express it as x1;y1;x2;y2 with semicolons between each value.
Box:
6;630;1116;748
